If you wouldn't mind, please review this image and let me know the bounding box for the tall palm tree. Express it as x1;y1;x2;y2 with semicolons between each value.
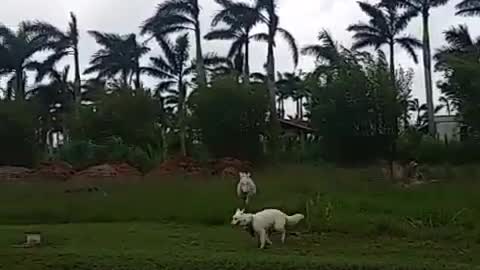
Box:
434;25;480;111
205;0;260;85
27;13;82;116
456;0;480;16
142;0;207;87
0;22;49;100
143;34;194;156
255;0;299;148
348;1;422;84
85;31;149;89
391;0;450;136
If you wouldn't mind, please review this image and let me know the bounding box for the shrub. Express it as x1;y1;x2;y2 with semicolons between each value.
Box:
190;77;269;161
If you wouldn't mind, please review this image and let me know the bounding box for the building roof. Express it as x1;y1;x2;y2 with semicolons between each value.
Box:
279;119;315;133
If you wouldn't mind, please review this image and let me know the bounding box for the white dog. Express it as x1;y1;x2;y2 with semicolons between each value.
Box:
231;208;304;249
237;172;256;205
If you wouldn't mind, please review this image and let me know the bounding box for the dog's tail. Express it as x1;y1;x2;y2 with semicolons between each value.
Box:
285;213;305;226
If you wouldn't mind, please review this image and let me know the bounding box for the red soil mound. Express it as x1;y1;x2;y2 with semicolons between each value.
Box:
0;166;33;181
32;161;75;180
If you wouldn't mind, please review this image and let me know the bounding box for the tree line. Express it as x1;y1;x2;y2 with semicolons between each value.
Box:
1;0;480;167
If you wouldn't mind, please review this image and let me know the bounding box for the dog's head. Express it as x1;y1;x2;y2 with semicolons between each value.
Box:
231;208;251;226
239;172;252;181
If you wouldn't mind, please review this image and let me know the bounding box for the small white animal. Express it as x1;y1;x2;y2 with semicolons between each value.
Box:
231;208;305;249
237;172;256;205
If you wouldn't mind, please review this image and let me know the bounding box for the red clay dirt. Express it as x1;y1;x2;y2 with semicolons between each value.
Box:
146;156;251;179
31;161;76;181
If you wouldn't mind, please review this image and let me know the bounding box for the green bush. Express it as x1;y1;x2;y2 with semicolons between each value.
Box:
70;90;161;153
0;101;40;167
398;130;480;164
190;76;269;161
57;140;98;170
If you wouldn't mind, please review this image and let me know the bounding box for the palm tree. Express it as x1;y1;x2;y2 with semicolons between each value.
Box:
409;98;427;127
255;0;299;148
27;66;73;150
142;0;207;87
205;0;260;85
27;13;82;116
391;0;450;136
203;53;244;82
456;0;480;16
85;31;149;89
348;1;422;84
434;25;480;67
143;34;194;156
0;22;49;100
276;72;308;120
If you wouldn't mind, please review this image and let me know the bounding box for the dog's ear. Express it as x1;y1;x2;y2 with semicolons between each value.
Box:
235;208;241;214
240;209;245;213
247;172;251;178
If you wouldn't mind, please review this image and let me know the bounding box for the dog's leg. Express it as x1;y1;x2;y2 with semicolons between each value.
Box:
265;233;273;246
258;229;266;249
281;230;287;244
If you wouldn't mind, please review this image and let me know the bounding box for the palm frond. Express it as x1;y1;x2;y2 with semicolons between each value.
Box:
277;28;299;67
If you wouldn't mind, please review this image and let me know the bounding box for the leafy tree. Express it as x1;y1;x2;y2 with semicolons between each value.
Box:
85;31;149;89
310;51;400;163
143;34;194;156
142;0;207;87
70;90;160;153
391;0;450;136
435;25;480;133
191;77;268;161
0;101;39;166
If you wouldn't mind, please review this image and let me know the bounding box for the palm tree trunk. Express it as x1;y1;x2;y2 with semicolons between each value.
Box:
15;69;24;101
178;79;187;157
121;70;129;89
267;30;281;156
194;23;207;87
389;42;395;86
73;45;81;118
134;60;141;90
244;37;250;86
422;11;435;137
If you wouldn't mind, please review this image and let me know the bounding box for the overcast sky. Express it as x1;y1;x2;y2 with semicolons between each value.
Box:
1;0;479;115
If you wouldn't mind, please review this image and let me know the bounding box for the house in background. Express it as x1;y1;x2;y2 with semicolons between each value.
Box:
434;115;462;142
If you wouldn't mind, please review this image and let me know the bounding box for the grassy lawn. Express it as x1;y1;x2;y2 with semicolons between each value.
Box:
0;164;479;269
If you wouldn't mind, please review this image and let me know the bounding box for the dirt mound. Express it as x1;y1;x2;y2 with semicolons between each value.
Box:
147;156;205;177
32;161;75;180
211;157;252;175
110;163;142;177
74;163;141;179
0;166;33;181
147;156;251;178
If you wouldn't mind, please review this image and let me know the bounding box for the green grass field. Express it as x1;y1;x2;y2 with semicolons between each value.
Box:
0;164;479;269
